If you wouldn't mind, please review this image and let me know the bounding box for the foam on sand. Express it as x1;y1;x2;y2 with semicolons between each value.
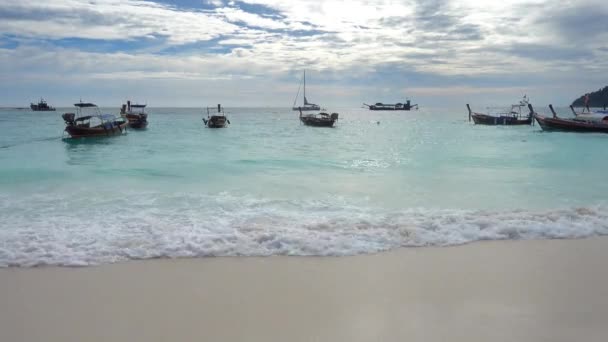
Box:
1;191;608;266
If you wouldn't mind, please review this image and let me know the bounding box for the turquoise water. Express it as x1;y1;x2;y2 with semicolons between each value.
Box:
1;106;608;266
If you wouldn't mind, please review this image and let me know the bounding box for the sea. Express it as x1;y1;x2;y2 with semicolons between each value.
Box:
1;106;608;267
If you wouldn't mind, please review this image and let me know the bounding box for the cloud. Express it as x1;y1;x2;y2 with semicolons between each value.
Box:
0;0;607;106
0;0;239;43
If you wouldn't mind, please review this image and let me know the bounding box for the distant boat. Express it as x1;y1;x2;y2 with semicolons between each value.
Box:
120;101;148;129
363;100;418;111
62;101;127;138
30;98;55;111
292;70;321;111
533;104;608;133
298;107;338;127
203;104;230;128
467;95;533;125
571;104;608;116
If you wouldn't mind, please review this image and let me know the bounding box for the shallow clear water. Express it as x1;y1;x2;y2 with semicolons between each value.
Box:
1;106;607;266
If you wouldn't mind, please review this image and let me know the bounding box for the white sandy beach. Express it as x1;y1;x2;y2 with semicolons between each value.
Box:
1;238;608;342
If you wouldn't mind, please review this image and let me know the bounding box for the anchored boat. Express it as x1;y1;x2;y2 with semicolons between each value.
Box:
533;104;608;133
30;98;55;111
120;101;148;129
62;102;127;138
292;70;321;111
363;100;418;111
203;104;230;128
467;96;533;125
298;107;338;127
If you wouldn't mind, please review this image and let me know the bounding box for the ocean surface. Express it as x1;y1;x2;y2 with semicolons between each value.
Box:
1;105;608;266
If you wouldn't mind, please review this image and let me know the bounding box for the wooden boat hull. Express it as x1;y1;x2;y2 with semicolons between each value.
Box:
535;115;608;133
300;116;336;127
128;120;148;129
65;121;128;138
122;113;148;129
471;113;532;125
205;115;227;128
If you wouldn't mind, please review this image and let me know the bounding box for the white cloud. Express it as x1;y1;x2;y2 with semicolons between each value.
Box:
0;0;607;106
0;0;238;43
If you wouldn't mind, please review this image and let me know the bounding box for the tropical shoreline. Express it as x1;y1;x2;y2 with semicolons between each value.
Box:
2;237;608;342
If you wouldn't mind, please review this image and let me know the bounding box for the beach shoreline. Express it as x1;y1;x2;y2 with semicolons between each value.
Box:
2;237;608;342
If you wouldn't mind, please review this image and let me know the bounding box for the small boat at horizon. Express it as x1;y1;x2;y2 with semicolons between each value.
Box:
203;104;230;128
363;100;418;111
467;95;533;125
533;104;608;133
292;70;321;111
30;98;55;111
120;101;148;129
570;104;608;116
62;101;127;138
298;107;338;127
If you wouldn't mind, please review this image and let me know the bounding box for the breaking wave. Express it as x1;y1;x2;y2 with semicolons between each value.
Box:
1;191;607;267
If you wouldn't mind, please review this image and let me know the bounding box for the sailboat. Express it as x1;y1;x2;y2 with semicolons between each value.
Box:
292;70;321;111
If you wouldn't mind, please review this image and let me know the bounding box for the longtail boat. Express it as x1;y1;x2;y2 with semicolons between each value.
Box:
203;104;230;128
298;107;338;127
62;102;127;138
533;104;608;133
467;95;532;125
120;101;148;129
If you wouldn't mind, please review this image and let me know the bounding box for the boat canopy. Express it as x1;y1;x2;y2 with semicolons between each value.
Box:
99;114;117;121
75;116;92;122
130;104;146;108
74;102;97;108
73;114;116;122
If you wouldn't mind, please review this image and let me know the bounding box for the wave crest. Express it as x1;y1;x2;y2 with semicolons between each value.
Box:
1;192;607;267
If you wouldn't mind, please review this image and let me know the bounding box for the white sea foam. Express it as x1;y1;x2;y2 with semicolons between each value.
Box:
1;191;608;267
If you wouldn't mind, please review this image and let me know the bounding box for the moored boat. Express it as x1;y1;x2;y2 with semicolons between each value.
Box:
363;100;418;111
533;104;608;133
298;107;338;127
120;101;148;129
467;95;533;125
62;102;127;138
292;70;321;111
203;104;230;128
30;98;55;111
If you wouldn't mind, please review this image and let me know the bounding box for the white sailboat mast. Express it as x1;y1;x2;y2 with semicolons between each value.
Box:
303;70;306;105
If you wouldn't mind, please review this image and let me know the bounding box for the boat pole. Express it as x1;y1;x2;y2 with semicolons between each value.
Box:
466;104;472;122
527;104;536;122
569;105;577;116
527;104;535;125
548;104;558;119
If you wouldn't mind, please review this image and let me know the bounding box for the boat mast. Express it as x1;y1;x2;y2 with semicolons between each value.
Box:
303;70;306;105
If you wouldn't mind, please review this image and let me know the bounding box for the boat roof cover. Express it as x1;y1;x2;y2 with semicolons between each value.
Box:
99;114;116;120
130;104;147;108
74;114;116;121
74;102;97;107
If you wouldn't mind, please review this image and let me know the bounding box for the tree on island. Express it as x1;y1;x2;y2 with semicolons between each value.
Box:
572;86;608;108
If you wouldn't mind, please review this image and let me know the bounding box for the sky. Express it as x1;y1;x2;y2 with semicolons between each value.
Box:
0;0;607;107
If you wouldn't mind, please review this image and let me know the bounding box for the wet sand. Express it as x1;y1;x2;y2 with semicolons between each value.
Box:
1;238;608;342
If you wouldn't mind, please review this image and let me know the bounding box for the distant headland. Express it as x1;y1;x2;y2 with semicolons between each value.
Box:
572;86;608;107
